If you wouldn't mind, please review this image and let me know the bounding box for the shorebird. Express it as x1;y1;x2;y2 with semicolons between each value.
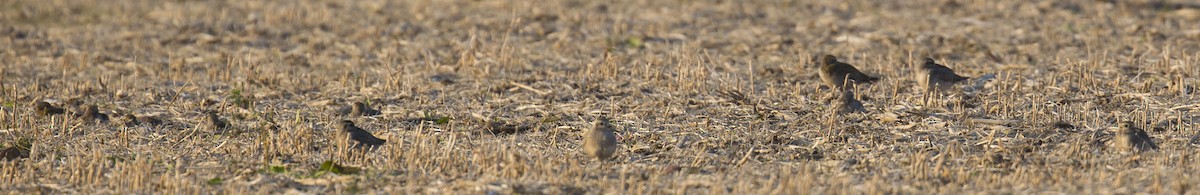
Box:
340;120;386;148
1;146;27;161
206;111;230;130
583;117;618;161
1114;122;1158;153
349;102;381;116
120;113;163;127
78;105;109;123
35;102;65;116
837;90;867;114
917;58;969;92
120;114;139;127
818;55;879;89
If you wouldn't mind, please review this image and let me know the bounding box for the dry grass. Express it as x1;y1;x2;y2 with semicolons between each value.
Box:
2;0;1200;194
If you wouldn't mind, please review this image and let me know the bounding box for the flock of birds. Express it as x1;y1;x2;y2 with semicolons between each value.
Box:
585;54;1159;161
816;54;1158;154
23;98;390;153
7;54;1160;162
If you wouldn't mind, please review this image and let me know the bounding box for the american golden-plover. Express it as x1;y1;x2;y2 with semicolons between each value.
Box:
120;113;163;127
837;90;867;114
818;55;879;89
35;102;65;116
1114;122;1158;153
917;58;969;92
206;111;230;130
350;102;381;116
78;105;108;123
583;117;618;161
340;120;386;148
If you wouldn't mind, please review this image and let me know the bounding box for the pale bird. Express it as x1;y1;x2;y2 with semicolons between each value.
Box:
917;58;969;92
1114;122;1158;153
583;117;618;161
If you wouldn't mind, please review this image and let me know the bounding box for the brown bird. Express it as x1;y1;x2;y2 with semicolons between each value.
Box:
35;102;65;116
120;114;140;127
917;58;969;92
1;146;28;161
349;102;381;116
818;55;879;89
1114;122;1158;153
138;115;163;126
120;113;163;127
340;120;386;148
583;117;618;161
836;90;866;114
206;111;230;130
77;105;109;123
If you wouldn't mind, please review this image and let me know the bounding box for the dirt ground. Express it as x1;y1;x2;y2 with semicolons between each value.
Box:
3;0;1200;194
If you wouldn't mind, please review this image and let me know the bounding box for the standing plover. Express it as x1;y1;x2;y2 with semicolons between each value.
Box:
583;117;618;161
1114;122;1158;153
917;58;969;92
340;120;386;148
818;55;879;89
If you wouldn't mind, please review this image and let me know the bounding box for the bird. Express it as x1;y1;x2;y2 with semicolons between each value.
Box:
340;120;386;148
77;105;109;123
818;55;879;89
137;115;163;126
836;90;867;114
1;146;27;161
120;113;163;127
120;114;140;127
583;117;618;161
917;58;969;92
34;102;65;116
1114;121;1158;153
349;102;381;116
206;111;230;130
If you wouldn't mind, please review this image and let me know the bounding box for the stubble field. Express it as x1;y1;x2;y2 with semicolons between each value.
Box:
3;0;1200;194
